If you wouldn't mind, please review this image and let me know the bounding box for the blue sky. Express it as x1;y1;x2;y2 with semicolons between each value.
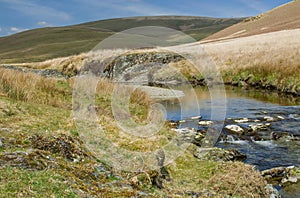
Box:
0;0;291;36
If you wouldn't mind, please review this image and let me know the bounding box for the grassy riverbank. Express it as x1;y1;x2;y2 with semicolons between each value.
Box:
203;29;300;95
0;67;271;197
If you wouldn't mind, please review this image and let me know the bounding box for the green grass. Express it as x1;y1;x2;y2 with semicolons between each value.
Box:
0;16;243;63
0;167;76;197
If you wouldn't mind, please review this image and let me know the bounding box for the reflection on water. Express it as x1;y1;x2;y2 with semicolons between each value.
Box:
163;85;300;121
161;85;300;197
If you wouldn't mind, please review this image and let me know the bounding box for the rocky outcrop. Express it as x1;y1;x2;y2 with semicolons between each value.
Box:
80;51;185;83
1;65;67;78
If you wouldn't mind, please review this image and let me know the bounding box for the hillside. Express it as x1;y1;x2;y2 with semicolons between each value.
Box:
202;0;300;42
0;16;243;63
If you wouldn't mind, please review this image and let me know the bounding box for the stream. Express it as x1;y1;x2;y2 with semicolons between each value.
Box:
162;86;300;197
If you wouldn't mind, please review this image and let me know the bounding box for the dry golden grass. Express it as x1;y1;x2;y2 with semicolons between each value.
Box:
0;68;70;107
202;29;300;70
206;162;268;197
200;29;300;89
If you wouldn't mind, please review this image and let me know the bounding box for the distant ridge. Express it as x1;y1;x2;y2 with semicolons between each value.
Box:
202;1;300;42
0;16;243;63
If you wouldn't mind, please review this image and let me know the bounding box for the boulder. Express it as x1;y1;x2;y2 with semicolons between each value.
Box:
172;128;205;146
198;120;213;126
261;166;300;185
224;125;244;135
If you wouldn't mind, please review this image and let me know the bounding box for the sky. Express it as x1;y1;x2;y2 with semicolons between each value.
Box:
0;0;292;36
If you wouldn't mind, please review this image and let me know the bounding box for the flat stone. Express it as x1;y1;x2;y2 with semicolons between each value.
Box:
277;115;285;120
234;118;250;123
190;116;202;120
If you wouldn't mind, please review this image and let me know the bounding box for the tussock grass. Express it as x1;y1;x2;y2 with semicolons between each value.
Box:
155;148;270;197
206;162;268;197
0;68;71;107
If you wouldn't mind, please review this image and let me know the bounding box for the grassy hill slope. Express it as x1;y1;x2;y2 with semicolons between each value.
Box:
0;16;243;63
202;0;300;42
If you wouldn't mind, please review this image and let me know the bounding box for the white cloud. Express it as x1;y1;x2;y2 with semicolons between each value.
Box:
37;21;52;26
0;0;71;21
10;27;28;33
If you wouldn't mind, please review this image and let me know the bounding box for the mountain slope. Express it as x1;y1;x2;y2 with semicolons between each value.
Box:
0;16;243;63
202;0;300;42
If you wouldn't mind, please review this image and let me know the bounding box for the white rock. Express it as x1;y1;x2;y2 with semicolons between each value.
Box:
225;125;244;134
198;121;213;126
264;116;275;122
179;120;186;123
190;116;202;120
172;127;196;134
234;118;249;123
277;115;285;120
